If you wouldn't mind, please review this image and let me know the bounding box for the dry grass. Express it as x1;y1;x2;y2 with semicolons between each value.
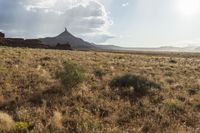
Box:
0;112;15;132
51;111;63;129
0;47;200;132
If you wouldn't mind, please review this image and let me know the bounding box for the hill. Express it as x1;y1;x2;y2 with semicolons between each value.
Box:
40;28;96;50
0;47;200;132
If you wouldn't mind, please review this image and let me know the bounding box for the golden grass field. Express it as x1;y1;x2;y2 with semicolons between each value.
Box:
0;47;200;133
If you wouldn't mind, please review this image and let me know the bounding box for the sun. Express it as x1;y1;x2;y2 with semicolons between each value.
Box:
176;0;200;17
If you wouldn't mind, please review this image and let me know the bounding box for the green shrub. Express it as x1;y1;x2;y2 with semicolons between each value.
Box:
57;61;85;91
110;74;160;97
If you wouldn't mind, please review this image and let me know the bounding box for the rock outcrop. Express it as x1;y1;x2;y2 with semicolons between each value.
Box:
0;32;5;38
0;38;49;49
0;32;72;50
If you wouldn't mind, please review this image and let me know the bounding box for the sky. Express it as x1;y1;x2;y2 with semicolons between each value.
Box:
0;0;200;47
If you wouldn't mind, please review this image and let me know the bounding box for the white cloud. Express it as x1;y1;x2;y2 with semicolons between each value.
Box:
122;2;129;7
82;32;115;43
1;0;113;43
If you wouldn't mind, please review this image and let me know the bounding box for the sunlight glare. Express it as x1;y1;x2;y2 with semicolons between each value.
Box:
176;0;200;17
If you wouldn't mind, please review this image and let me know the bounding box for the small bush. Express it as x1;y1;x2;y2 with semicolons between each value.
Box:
40;56;52;61
169;59;177;64
0;112;15;132
94;69;106;79
57;61;85;91
110;74;160;97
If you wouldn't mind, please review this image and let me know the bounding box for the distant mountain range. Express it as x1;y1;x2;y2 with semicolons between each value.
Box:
39;28;200;52
97;44;200;52
122;46;200;52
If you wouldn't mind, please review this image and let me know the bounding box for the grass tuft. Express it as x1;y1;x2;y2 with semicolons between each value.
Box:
163;99;184;113
51;111;63;129
0;112;15;132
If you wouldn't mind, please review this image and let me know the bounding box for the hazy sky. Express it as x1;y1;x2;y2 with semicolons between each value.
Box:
0;0;200;47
